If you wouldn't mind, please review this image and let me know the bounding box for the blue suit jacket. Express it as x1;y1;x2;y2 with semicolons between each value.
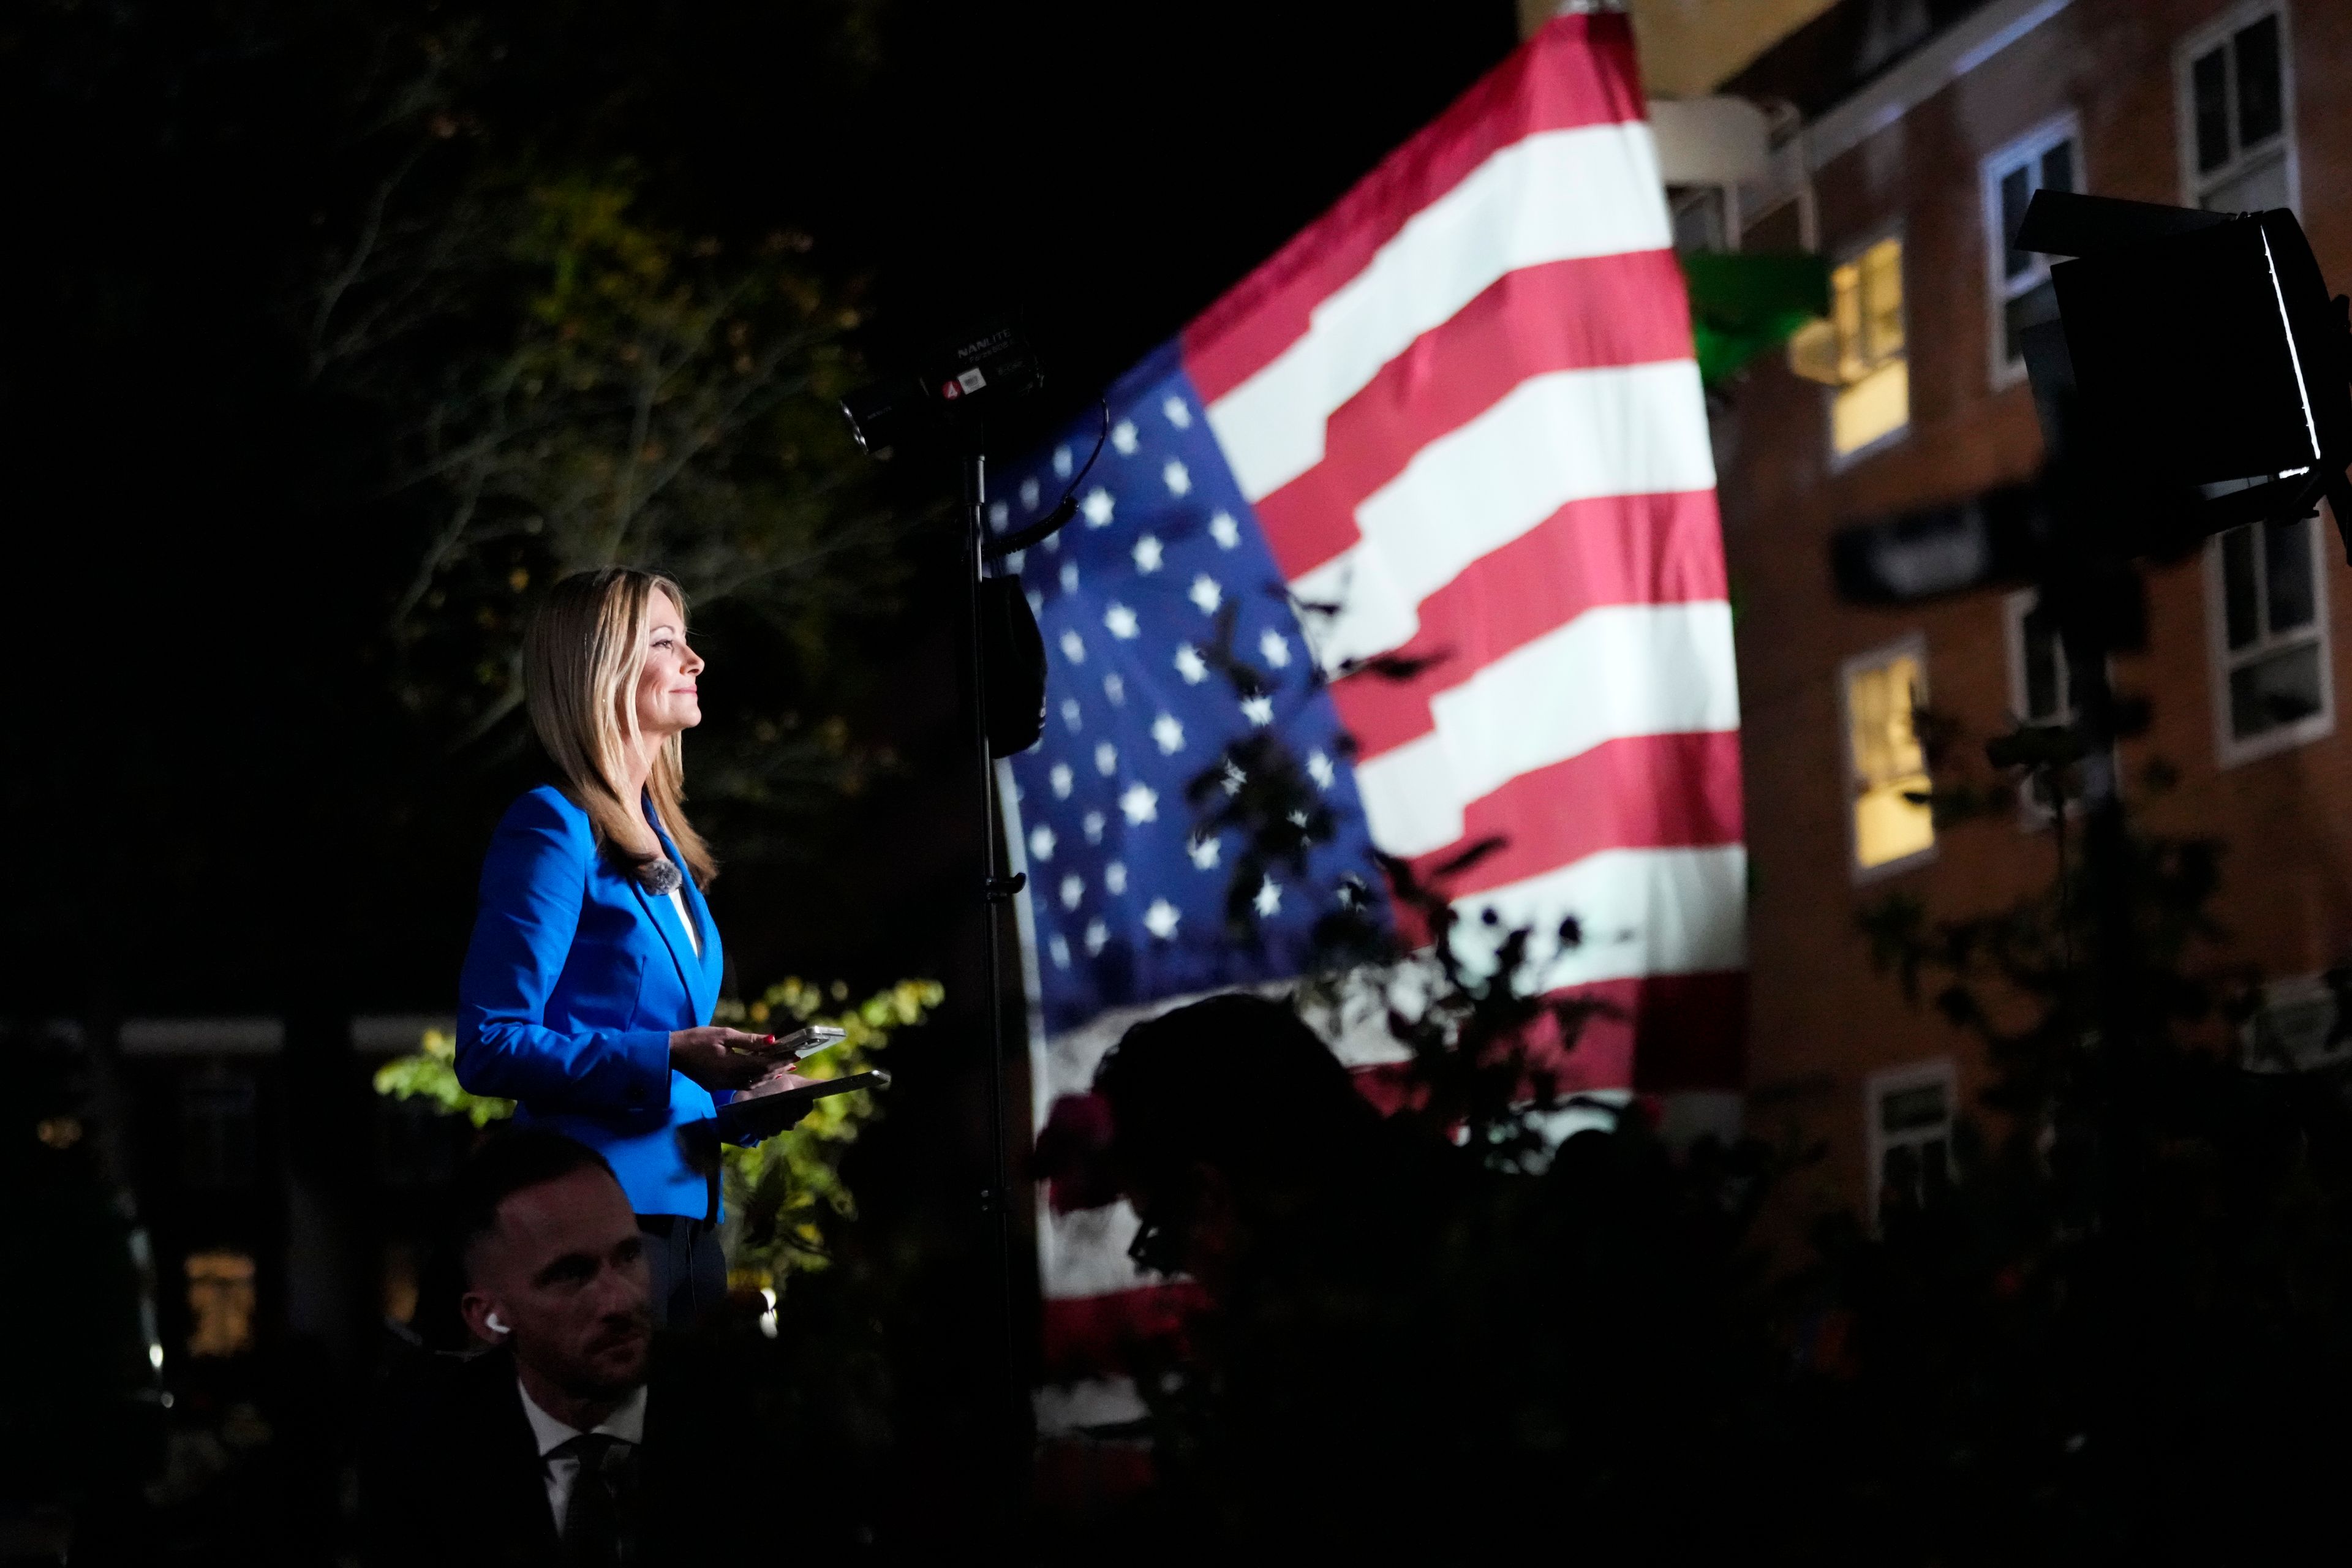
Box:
456;785;726;1218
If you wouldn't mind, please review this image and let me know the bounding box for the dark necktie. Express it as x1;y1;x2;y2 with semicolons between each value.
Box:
558;1433;638;1568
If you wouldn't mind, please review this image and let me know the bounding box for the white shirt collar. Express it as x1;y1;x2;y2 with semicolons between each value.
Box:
517;1376;648;1457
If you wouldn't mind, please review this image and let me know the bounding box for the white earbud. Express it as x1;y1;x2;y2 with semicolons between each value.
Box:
486;1311;511;1336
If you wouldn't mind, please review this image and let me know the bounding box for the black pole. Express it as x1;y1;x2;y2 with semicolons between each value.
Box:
957;439;1027;1527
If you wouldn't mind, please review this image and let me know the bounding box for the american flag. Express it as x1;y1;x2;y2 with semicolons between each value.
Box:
998;11;1746;1433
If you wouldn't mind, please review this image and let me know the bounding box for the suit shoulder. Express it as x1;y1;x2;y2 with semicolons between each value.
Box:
494;785;594;851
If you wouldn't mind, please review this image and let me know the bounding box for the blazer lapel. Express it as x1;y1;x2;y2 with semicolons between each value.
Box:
641;812;718;1022
630;877;698;1009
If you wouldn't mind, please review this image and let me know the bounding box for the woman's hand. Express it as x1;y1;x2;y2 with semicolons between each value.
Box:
668;1027;778;1091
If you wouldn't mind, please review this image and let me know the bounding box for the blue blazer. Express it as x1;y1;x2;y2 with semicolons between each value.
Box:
456;785;726;1218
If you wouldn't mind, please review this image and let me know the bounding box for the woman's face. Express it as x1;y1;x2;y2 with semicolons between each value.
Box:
632;588;704;741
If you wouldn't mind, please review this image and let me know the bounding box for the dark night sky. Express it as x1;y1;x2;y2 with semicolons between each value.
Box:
2;1;1520;1020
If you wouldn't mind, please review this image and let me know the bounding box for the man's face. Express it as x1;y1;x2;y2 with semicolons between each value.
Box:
462;1167;653;1400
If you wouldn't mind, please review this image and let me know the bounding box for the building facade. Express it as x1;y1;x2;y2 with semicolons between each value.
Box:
1708;0;2352;1224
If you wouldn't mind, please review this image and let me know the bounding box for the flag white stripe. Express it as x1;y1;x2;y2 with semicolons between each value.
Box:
1288;360;1715;672
1041;1200;1150;1298
1450;844;1749;988
1351;601;1739;856
1205;122;1670;502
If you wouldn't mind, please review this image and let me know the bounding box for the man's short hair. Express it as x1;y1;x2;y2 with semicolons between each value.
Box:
451;1128;618;1276
1093;993;1379;1192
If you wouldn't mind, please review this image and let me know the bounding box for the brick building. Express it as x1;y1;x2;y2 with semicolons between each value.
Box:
1700;0;2352;1224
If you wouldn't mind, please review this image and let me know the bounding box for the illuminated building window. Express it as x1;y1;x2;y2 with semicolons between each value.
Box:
1982;116;2079;386
1790;235;1907;460
179;1065;256;1189
2242;973;2352;1074
2179;6;2294;214
1840;636;1934;878
2003;588;2075;730
1866;1060;1954;1227
185;1250;257;1359
2208;514;2331;764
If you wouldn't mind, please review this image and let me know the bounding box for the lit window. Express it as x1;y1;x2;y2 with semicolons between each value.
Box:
1866;1061;1954;1226
2208;514;2331;764
1841;636;1934;876
1982;117;2079;385
2179;7;2293;213
186;1251;257;1359
1790;236;1909;458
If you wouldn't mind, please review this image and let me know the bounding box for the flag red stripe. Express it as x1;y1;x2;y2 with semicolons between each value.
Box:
1396;730;1746;900
1252;249;1696;579
1039;1284;1210;1384
1180;13;1646;405
1327;488;1728;759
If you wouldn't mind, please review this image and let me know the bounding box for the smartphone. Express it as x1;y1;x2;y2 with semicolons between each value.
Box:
765;1025;848;1061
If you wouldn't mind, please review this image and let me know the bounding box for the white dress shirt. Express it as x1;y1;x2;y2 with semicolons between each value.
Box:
666;887;701;956
516;1378;648;1530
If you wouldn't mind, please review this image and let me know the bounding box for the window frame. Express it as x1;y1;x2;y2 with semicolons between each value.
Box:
2173;1;2299;215
1980;111;2082;392
1864;1057;1957;1227
1839;631;1937;883
1825;225;1912;471
2203;513;2334;768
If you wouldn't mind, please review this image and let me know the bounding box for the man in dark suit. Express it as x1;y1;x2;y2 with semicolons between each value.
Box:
359;1129;766;1566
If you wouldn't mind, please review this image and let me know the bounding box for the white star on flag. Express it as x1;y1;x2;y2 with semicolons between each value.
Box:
1174;644;1208;684
1104;603;1140;639
1080;489;1115;527
1103;673;1125;705
1189;575;1222;613
1060;875;1084;910
1059;630;1085;665
1151;712;1185;755
1084;919;1109;956
1104;861;1128;895
1259;630;1291;668
1306;750;1335;790
1053;445;1074;478
1162;395;1193;429
1094;742;1117;776
1050;763;1073;798
1060;698;1082;733
988;500;1009;530
1208;511;1240;548
1028;825;1055;862
1120;782;1159;824
1163;459;1191;497
1048;933;1069;969
1025;588;1043;616
1019;477;1041;510
1254;877;1283;917
1132;535;1163;573
1241;693;1275;726
1187;834;1221;870
1221;760;1247;795
1111;420;1139;455
1060;562;1079;594
1082;811;1106;843
1143;899;1180;940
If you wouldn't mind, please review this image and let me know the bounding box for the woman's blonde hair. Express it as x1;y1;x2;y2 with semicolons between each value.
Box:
522;567;717;888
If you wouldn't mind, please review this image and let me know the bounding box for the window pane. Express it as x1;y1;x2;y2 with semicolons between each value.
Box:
2230;641;2323;739
2266;514;2315;633
2223;526;2260;648
2203;149;2291;214
2003;279;2060;367
2193;47;2231;173
1832;262;1864;381
2236;15;2283;148
181;1068;257;1189
1834;358;1909;454
2022;600;2062;720
186;1251;258;1359
1863;239;1905;360
2000;165;2034;279
1921;1137;1951;1200
2040;138;2075;195
1881;1082;1948;1133
1849;650;1934;867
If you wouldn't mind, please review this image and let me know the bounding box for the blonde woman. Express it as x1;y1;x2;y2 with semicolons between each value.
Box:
456;567;783;1325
